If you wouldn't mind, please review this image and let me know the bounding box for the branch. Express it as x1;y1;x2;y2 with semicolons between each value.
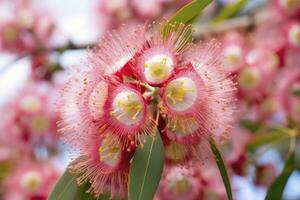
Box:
0;15;258;74
194;15;255;38
0;41;93;74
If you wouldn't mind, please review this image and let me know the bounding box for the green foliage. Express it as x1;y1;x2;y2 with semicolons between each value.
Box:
210;139;233;200
213;0;248;23
265;151;296;200
169;0;213;25
48;169;98;200
48;170;80;200
128;133;164;200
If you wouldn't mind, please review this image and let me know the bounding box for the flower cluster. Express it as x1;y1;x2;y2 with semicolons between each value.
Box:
0;81;60;156
58;21;236;197
0;0;60;80
207;0;300;191
214;0;300;126
0;81;62;200
0;0;55;55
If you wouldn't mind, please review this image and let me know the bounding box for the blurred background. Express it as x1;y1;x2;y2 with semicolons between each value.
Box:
0;0;300;199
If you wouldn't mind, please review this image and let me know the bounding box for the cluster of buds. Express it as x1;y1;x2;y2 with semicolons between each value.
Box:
58;21;236;197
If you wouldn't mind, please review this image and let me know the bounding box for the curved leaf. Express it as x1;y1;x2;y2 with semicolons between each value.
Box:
48;168;97;200
169;0;213;24
48;169;78;200
265;151;295;200
210;138;233;200
75;182;96;200
128;132;164;200
213;0;248;24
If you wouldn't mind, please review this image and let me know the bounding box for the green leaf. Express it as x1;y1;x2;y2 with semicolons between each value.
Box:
48;168;97;200
75;182;96;200
128;132;164;200
213;0;248;24
169;0;213;25
210;138;233;200
48;169;79;200
246;132;289;152
265;151;295;200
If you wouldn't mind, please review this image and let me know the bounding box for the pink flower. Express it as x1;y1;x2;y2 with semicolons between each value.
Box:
220;31;247;74
236;47;279;101
2;161;60;200
285;21;300;48
69;131;130;198
0;81;59;153
156;164;227;200
156;166;201;200
277;67;300;124
275;0;300;17
58;21;236;196
0;2;55;54
254;8;286;53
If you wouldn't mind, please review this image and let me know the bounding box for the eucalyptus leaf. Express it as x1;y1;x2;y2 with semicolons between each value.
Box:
169;0;213;24
210;138;233;200
265;151;295;200
128;132;164;200
48;169;79;200
48;168;98;200
213;0;248;23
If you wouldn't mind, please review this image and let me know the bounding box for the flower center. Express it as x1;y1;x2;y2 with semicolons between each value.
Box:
144;54;174;84
280;0;300;10
98;134;121;167
20;95;42;113
31;115;49;132
17;9;34;28
165;77;197;111
169;118;199;137
168;172;192;194
289;24;300;46
110;91;144;125
238;68;261;89
106;0;126;12
165;141;188;162
20;171;43;192
3;26;18;42
224;45;243;66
